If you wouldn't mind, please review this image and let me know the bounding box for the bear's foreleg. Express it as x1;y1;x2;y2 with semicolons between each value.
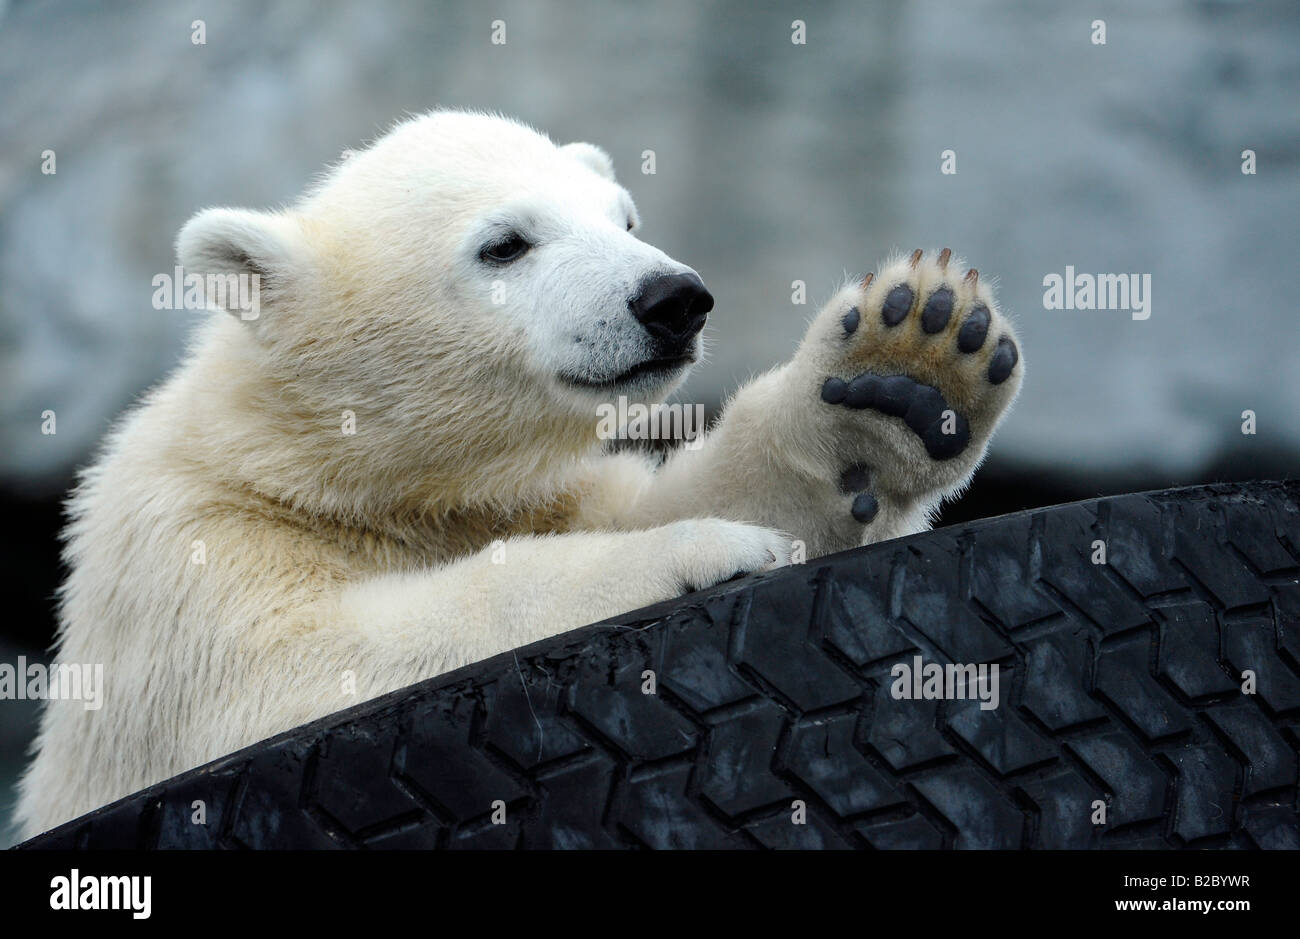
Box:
282;519;792;709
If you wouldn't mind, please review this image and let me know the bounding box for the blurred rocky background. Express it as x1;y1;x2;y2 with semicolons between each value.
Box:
1;0;1297;844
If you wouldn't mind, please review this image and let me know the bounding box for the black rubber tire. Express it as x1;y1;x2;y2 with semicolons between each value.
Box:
18;481;1300;849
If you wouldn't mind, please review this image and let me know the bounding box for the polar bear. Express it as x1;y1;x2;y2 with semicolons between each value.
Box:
16;110;1021;839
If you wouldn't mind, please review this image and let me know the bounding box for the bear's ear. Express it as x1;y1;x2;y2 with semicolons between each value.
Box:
560;142;616;181
177;208;304;320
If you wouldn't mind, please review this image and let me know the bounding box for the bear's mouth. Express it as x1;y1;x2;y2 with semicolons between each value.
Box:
559;352;696;390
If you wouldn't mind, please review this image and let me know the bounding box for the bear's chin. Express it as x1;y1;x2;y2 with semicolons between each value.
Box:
557;351;696;394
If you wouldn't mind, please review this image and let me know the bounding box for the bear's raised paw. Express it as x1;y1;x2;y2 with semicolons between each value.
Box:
793;248;1023;513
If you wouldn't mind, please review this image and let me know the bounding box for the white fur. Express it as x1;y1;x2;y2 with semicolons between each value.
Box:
16;111;1021;839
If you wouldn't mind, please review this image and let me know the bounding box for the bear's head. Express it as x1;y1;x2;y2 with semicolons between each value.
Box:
175;111;712;514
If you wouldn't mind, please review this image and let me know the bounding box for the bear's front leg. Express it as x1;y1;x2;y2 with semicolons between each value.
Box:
629;249;1023;557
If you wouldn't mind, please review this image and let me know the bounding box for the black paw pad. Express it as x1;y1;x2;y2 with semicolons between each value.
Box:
903;385;970;459
957;303;990;353
841;306;860;336
845;373;882;409
821;377;848;404
826;370;971;461
881;285;913;326
921;413;970;460
902;385;947;434
851;493;879;523
921;288;953;333
839;463;871;493
876;375;914;418
987;335;1018;384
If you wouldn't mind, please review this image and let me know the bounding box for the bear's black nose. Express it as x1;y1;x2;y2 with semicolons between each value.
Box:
629;272;713;352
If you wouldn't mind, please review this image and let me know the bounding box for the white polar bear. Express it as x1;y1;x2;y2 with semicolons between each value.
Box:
15;110;1022;839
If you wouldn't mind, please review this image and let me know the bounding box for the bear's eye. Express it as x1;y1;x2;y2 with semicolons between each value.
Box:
479;233;532;264
626;218;635;232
